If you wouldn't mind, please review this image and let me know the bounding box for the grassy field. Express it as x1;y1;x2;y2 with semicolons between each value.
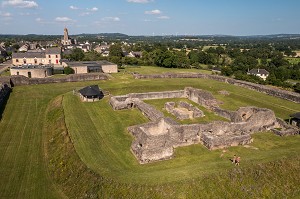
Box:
0;67;300;198
285;57;300;64
121;65;212;74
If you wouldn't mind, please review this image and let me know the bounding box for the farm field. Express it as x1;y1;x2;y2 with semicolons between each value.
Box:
0;67;300;198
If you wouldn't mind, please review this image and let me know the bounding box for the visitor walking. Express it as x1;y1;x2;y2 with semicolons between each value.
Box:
232;155;237;164
235;156;240;166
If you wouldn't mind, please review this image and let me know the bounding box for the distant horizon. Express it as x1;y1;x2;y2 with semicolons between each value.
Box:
1;32;300;37
1;0;300;36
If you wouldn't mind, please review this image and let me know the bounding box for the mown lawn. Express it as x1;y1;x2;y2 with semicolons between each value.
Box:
120;65;212;74
63;83;300;184
0;71;300;198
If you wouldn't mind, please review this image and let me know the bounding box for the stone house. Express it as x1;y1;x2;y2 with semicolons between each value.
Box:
62;60;118;74
10;65;53;78
12;47;62;67
247;69;269;80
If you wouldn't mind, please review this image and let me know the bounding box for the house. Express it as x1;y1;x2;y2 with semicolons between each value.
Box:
79;85;104;102
290;112;300;127
247;69;269;80
12;47;62;67
0;46;8;59
101;51;110;57
12;51;46;65
10;65;53;78
125;51;143;58
62;60;118;74
45;47;62;66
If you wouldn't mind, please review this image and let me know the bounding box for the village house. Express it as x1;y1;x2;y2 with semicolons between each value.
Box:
10;65;53;78
62;60;118;74
247;68;269;80
12;47;62;67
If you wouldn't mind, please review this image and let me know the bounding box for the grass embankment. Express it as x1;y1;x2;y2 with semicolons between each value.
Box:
47;95;300;198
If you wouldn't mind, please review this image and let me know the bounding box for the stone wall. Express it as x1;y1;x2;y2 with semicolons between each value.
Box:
165;101;204;120
9;73;108;86
0;83;12;117
271;118;300;136
135;100;164;121
112;87;299;164
133;73;300;103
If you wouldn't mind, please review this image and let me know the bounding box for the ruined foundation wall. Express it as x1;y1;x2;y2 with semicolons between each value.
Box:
135;100;164;121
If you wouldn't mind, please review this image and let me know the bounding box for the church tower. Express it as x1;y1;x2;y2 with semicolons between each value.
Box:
61;27;76;46
63;27;69;42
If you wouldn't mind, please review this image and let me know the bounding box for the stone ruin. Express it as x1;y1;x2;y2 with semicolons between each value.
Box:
110;87;300;164
165;101;204;120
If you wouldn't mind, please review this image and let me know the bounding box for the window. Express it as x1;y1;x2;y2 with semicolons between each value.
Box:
16;59;19;63
28;72;31;78
17;72;19;75
23;59;26;64
34;59;37;64
48;55;51;58
55;55;58;58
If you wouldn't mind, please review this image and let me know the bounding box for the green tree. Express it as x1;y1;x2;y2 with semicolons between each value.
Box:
109;44;123;57
70;48;85;61
64;67;74;75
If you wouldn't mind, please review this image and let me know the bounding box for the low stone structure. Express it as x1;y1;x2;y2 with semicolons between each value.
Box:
8;73;108;86
110;87;298;164
165;101;204;120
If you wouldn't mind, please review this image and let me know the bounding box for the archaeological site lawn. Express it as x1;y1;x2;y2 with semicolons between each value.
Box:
1;69;300;198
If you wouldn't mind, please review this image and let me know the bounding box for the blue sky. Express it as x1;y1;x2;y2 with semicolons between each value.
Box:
0;0;299;36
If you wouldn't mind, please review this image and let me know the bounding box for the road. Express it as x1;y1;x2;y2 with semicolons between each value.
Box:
0;60;11;74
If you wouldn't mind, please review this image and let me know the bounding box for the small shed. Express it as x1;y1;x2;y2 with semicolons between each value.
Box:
79;85;104;102
289;112;300;127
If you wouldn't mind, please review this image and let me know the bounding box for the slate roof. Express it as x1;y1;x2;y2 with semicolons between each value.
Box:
290;112;300;119
65;61;116;67
248;69;269;75
45;47;61;54
12;52;45;59
79;85;103;97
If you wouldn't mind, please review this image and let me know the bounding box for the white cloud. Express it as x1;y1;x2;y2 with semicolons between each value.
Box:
70;5;79;10
79;12;90;16
2;0;38;8
88;7;98;12
55;17;73;22
157;15;170;19
102;17;120;22
127;0;153;3
35;17;42;22
0;12;12;17
145;9;161;15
